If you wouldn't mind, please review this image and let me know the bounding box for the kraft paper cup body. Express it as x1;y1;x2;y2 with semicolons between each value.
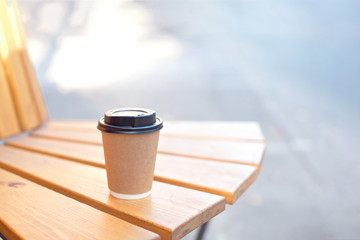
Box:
101;130;160;199
98;108;163;200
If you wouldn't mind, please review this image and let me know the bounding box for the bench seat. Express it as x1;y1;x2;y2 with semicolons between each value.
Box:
1;121;266;239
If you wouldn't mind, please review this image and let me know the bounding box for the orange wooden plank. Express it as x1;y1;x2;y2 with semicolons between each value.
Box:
164;121;265;141
32;127;266;166
158;137;266;166
0;146;225;240
0;57;20;139
0;168;160;240
44;120;265;142
39;120;98;132
6;136;259;204
0;0;40;131
32;128;101;145
7;0;48;122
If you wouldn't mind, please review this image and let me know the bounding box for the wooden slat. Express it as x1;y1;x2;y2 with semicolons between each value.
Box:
0;146;225;240
156;154;258;205
165;121;265;141
36;120;98;132
6;136;259;204
32;128;99;145
0;0;40;131
7;0;48;122
32;127;266;166
43;120;265;142
0;57;20;139
0;168;160;240
159;137;265;166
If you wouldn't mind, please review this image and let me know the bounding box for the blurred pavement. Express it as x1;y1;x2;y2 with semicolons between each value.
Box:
18;0;360;239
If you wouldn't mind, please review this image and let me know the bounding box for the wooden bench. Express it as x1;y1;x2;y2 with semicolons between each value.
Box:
0;1;266;239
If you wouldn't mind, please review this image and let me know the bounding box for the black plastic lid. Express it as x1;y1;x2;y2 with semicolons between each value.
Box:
97;108;163;134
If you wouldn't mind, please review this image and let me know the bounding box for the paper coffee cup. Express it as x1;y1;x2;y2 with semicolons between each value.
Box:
97;108;163;199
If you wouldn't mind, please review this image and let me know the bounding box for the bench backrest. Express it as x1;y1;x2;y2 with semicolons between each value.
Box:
0;0;47;139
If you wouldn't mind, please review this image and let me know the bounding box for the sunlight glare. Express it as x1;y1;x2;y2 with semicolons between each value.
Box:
48;0;182;91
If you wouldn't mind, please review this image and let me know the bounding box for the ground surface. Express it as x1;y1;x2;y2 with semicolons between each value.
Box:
16;1;360;239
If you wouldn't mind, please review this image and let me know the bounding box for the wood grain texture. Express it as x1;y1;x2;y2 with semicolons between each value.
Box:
43;120;265;142
0;0;40;131
32;127;266;166
7;0;48;122
0;146;225;240
6;136;259;204
0;168;160;240
0;58;20;139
